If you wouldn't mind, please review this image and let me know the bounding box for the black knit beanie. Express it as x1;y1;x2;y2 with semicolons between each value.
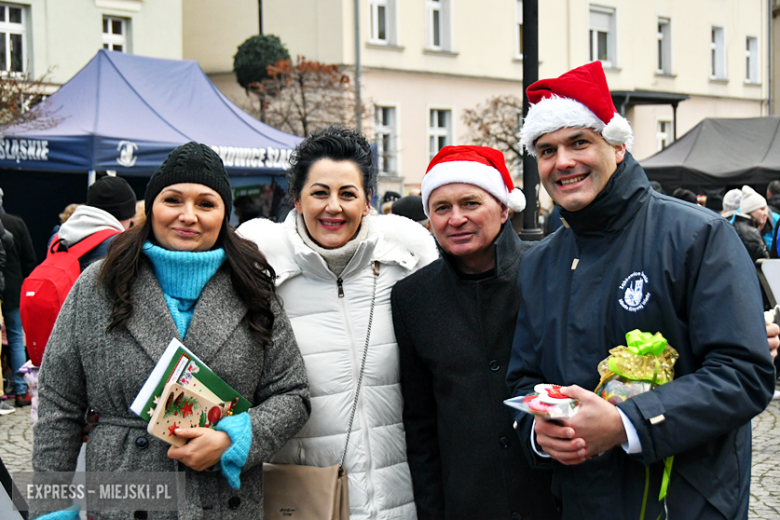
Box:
392;195;427;222
86;176;137;221
145;142;232;216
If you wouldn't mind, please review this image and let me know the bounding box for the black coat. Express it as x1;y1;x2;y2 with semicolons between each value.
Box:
506;154;775;520
0;218;10;298
0;212;35;309
767;194;780;216
392;223;559;520
732;213;769;263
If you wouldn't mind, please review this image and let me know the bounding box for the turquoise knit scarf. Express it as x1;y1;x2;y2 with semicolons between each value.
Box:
142;241;226;339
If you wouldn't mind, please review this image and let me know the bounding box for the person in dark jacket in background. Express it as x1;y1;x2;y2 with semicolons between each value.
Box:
704;190;723;213
767;182;780;258
767;181;780;215
0;219;10;298
55;176;136;272
740;185;777;252
0;190;35;407
507;61;775;520
392;145;559;520
671;187;697;205
733;212;769;262
733;187;770;263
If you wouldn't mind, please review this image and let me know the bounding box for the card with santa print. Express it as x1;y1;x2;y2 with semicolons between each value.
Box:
147;381;227;447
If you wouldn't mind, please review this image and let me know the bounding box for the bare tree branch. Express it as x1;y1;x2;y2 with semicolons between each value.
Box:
462;94;524;174
235;56;368;137
0;69;62;135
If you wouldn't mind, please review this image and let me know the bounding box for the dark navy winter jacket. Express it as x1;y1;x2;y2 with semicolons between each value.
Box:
507;153;775;520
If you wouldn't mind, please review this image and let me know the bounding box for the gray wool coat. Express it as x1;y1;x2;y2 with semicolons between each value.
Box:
32;260;311;520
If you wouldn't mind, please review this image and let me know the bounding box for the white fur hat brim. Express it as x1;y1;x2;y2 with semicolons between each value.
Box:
520;95;634;156
421;161;526;216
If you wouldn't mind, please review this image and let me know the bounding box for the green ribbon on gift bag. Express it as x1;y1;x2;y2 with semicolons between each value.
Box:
660;456;674;499
607;330;672;386
607;330;674;520
625;330;667;356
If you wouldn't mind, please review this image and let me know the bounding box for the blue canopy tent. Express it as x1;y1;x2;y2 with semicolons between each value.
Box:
0;50;302;260
0;49;301;176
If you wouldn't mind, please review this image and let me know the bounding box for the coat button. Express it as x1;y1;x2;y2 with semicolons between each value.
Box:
489;360;500;371
134;512;148;519
228;496;241;509
499;436;510;449
135;436;148;449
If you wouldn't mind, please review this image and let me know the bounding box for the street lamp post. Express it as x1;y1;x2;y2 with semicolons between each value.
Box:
354;0;362;134
520;0;544;241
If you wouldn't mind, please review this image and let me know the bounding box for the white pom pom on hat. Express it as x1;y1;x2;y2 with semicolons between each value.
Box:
421;145;526;217
520;61;633;156
507;188;527;213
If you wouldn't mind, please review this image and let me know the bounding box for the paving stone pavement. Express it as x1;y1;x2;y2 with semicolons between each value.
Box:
2;395;780;518
0;403;34;496
750;388;780;520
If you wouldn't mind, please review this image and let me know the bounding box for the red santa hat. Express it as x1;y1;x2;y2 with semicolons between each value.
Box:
421;145;526;217
520;61;633;156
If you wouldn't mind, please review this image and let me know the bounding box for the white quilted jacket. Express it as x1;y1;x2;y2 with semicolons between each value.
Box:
238;212;438;520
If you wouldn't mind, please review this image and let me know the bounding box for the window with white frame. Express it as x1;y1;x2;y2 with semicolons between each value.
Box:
515;0;523;59
656;120;672;151
710;26;725;79
657;17;671;74
369;0;396;45
0;4;26;73
589;6;616;67
375;106;397;176
103;16;127;52
746;36;759;83
427;0;451;51
429;109;451;161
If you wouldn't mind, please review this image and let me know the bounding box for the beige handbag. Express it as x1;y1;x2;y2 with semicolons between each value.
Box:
263;262;380;520
263;463;349;519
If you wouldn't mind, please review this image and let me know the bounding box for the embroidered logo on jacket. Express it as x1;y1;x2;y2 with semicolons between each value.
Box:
619;272;650;312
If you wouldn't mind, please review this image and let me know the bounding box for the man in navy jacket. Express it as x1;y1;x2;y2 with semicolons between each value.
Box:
506;62;775;519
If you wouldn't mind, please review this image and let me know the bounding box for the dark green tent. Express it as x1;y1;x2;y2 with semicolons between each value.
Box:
641;117;780;193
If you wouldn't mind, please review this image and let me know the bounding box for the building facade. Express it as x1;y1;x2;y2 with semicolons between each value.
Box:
186;0;769;198
595;0;769;161
3;0;181;87
772;0;780;114
183;0;258;97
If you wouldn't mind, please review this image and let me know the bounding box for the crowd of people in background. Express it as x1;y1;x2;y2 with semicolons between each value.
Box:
2;60;780;520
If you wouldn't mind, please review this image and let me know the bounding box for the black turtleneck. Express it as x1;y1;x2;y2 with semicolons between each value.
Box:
559;153;652;237
438;221;531;281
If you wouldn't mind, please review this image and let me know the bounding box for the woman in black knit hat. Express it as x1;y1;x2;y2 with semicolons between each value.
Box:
32;142;310;519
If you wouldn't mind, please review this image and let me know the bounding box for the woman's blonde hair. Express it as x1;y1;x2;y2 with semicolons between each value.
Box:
134;201;146;226
59;203;81;224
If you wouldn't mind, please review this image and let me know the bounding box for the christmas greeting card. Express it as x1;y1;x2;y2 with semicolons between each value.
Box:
147;382;227;446
131;338;251;423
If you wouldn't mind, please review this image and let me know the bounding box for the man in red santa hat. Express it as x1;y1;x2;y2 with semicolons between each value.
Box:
391;145;560;520
506;61;775;519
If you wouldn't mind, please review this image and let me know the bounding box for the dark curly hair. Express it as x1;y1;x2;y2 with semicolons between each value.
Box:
97;207;278;346
287;125;376;204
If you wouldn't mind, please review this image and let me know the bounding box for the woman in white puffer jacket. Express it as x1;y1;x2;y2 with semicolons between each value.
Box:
238;126;437;520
